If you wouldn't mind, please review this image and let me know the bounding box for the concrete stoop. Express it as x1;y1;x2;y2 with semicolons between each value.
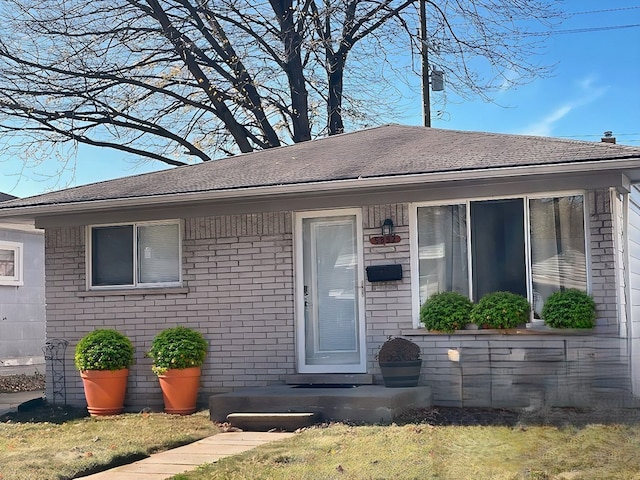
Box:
209;384;432;426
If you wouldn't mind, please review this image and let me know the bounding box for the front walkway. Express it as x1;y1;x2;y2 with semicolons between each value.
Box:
80;431;295;479
0;390;44;416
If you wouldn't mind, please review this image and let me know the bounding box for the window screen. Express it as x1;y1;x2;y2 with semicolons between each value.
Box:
92;225;134;286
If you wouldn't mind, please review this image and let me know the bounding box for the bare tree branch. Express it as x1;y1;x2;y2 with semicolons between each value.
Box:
0;0;563;175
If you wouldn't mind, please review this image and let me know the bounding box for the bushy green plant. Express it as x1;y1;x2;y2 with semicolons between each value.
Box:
148;326;208;375
74;329;134;371
420;291;473;332
541;289;596;329
471;291;530;329
376;337;421;362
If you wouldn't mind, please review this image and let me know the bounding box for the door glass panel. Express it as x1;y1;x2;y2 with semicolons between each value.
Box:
303;216;359;366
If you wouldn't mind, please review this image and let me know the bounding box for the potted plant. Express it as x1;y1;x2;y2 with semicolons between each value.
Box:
541;289;596;329
74;329;134;416
148;326;208;414
376;337;422;387
420;291;473;332
471;291;530;329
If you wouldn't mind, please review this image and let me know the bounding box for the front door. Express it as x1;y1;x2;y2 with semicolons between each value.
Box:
295;210;366;373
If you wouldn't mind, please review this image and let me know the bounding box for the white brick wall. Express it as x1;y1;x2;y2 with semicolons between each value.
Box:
44;213;295;409
43;193;632;410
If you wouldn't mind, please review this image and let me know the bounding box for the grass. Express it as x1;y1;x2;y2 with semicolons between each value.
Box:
176;422;640;480
0;408;220;480
4;405;640;480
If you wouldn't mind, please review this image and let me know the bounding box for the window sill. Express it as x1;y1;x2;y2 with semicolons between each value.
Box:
78;287;189;297
403;324;595;336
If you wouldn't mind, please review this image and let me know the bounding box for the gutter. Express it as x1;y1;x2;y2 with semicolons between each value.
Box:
0;157;638;219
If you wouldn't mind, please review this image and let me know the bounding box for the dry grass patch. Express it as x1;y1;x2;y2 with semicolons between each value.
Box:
177;422;640;480
0;408;220;480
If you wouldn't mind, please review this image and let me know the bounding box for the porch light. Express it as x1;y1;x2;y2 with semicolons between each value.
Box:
381;218;394;236
369;218;401;245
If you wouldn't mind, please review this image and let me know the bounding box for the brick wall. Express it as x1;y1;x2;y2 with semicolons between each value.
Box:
44;213;295;409
588;189;619;334
43;189;635;410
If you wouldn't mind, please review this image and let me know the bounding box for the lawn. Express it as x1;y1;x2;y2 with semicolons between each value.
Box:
0;406;220;480
176;417;640;480
3;404;640;480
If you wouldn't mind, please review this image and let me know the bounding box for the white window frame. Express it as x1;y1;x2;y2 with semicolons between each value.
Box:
87;220;182;290
0;240;23;286
410;191;590;328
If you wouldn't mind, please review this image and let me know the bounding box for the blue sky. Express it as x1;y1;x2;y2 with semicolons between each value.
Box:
411;1;640;144
1;1;639;199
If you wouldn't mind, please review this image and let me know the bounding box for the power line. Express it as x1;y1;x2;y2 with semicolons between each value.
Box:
556;133;640;145
557;133;640;138
526;23;640;36
572;6;640;15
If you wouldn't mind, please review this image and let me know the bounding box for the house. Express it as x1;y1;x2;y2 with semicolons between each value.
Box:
1;124;640;411
0;192;45;376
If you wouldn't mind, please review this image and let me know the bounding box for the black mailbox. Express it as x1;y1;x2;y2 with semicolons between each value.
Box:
366;264;403;282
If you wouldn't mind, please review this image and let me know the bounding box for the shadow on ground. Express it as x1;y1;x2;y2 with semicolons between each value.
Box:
0;402;88;424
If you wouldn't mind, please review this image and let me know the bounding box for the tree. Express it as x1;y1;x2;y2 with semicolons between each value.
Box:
0;0;561;168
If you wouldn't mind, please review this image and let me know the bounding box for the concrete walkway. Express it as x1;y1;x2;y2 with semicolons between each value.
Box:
80;431;295;479
0;390;45;416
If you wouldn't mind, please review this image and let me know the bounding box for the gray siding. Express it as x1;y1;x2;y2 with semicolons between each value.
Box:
628;185;640;393
0;228;45;374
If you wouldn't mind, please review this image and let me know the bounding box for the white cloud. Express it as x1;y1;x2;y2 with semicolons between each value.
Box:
520;76;608;137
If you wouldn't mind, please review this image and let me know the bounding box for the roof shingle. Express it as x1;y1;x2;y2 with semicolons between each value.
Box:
1;125;639;210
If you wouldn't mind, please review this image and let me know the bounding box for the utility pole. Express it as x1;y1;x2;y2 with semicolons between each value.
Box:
420;0;430;127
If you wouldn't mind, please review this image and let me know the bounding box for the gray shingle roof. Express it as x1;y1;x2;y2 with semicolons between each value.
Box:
1;124;639;210
0;192;17;202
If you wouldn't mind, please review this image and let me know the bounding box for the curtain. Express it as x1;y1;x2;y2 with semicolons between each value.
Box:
530;195;587;316
138;224;180;284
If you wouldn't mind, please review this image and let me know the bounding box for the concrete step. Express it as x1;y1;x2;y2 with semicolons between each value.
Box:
227;412;322;432
210;385;432;425
284;373;373;385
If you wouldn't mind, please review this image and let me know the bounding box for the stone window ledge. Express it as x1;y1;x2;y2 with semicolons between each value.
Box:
402;324;597;337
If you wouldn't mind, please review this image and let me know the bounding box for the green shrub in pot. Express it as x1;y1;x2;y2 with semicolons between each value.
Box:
74;329;134;371
471;291;530;329
420;291;473;332
541;289;596;329
147;326;208;375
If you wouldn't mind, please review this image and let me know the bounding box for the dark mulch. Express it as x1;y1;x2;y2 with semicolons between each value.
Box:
395;407;521;426
395;406;640;427
1;402;88;424
0;372;45;393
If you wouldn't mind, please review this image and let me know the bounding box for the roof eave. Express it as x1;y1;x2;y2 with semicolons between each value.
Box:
0;158;638;220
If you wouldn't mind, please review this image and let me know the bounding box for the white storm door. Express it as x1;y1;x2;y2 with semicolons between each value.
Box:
295;210;366;373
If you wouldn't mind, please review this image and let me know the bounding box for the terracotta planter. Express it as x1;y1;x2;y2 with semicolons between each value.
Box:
157;366;201;415
379;360;422;388
80;368;129;416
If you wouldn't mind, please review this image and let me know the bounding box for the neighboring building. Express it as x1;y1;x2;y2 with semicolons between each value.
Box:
0;125;639;410
0;192;45;376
